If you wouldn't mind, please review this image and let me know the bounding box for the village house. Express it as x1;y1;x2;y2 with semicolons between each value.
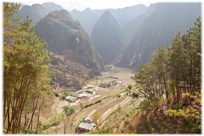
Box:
99;82;107;88
79;93;89;99
78;122;96;131
87;85;94;89
118;81;123;86
65;96;77;102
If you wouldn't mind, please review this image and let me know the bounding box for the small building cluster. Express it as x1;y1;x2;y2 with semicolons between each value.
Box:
65;85;94;102
78;117;96;131
99;82;107;88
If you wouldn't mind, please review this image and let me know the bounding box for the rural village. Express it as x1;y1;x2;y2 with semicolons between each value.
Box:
45;65;144;134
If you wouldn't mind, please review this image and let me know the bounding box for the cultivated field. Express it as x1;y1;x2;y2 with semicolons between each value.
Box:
41;65;142;134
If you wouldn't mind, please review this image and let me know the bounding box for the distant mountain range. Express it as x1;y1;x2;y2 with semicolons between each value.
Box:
16;4;48;26
16;2;63;26
70;8;98;36
42;2;63;12
16;2;201;89
91;10;125;64
117;3;201;69
92;4;147;28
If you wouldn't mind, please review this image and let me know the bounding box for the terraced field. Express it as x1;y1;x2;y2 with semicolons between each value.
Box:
42;65;143;134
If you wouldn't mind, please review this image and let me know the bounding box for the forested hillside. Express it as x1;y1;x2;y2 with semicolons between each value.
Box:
35;10;104;75
90;16;201;134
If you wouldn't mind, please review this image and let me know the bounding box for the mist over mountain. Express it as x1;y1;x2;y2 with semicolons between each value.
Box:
117;3;201;69
70;8;98;36
145;3;158;15
91;10;125;64
122;14;146;44
35;10;104;76
93;4;147;28
15;4;48;26
42;2;63;12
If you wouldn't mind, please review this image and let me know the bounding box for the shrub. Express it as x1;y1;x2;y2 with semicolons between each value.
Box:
173;104;181;110
84;103;93;108
136;123;142;134
43;112;65;129
95;99;102;104
61;95;65;100
54;92;59;97
128;84;132;90
132;92;139;98
85;90;93;94
67;107;75;116
182;97;188;105
126;113;130;117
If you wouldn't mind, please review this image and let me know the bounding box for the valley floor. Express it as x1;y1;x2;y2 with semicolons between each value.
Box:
41;65;142;134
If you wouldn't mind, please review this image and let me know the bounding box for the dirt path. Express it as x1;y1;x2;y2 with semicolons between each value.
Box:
88;110;96;117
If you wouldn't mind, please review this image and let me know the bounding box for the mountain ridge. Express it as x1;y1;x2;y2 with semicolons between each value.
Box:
35;10;104;76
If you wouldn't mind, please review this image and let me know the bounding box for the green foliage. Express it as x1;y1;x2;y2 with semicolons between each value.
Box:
85;90;93;94
132;83;141;89
54;92;59;97
182;97;188;105
127;84;132;90
172;104;181;110
132;16;201;113
92;110;101;123
95;99;102;104
61;95;66;100
84;103;93;108
139;100;151;111
43;112;65;129
136;123;142;134
90;127;114;134
166;92;201;133
79;102;84;110
132;92;139;98
117;104;122;114
126;113;130;117
4;2;51;134
63;106;75;116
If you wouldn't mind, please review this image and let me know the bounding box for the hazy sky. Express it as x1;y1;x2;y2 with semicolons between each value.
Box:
18;0;160;11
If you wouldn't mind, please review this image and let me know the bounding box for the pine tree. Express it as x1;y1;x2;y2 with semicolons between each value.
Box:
3;2;51;134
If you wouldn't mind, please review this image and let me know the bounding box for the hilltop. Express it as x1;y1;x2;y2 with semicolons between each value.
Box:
35;10;104;76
